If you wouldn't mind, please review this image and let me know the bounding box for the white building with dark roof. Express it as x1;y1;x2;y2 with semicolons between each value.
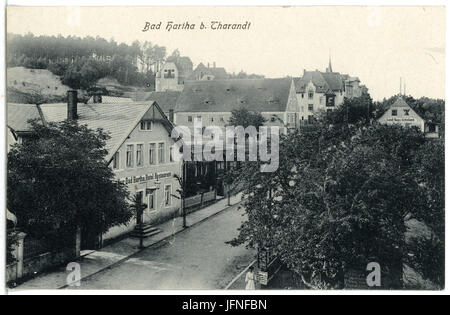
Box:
378;97;425;132
174;77;300;135
7;93;183;245
294;60;365;122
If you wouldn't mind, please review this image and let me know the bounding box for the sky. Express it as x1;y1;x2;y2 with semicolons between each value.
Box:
6;6;446;101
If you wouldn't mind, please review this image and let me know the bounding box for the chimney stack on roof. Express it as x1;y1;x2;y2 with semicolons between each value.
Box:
207;62;210;68
67;90;78;120
93;93;102;104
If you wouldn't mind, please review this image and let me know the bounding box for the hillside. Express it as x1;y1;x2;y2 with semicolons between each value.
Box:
7;67;70;96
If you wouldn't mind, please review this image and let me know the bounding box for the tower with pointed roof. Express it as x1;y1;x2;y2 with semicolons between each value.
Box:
326;55;333;73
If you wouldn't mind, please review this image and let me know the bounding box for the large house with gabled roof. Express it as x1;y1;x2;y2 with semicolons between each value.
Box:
378;97;425;131
7;93;182;247
294;60;365;123
174;77;300;135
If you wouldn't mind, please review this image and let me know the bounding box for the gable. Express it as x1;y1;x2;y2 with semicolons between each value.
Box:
285;80;300;113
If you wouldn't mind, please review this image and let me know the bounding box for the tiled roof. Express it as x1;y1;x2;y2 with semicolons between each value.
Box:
187;63;229;80
132;91;181;111
391;97;412;108
175;78;293;113
87;96;133;104
7;103;43;133
322;72;344;91
40;102;155;160
295;71;344;93
8;100;172;161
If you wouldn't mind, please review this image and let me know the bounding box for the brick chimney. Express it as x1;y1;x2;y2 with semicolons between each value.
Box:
93;93;102;103
67;90;78;120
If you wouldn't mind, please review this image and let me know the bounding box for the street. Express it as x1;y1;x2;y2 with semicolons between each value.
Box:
69;204;255;290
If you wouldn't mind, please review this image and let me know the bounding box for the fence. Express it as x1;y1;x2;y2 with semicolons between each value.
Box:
184;190;217;211
23;238;51;259
6;230;80;285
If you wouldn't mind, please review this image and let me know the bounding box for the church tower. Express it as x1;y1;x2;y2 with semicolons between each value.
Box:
326;54;333;73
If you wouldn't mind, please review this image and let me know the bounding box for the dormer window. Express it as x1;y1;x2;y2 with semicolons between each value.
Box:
392;110;398;116
308;91;314;99
140;120;153;131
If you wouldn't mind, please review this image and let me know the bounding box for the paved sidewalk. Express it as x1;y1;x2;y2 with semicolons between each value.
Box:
12;193;243;291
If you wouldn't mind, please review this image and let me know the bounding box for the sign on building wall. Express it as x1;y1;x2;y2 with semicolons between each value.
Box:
119;172;173;184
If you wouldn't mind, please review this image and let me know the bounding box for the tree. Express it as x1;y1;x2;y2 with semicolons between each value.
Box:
324;92;374;125
225;108;268;202
7;120;132;249
228;118;436;289
228;108;267;129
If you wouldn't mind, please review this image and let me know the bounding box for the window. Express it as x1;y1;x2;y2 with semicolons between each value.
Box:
170;147;174;162
136;144;143;167
308;91;314;99
158;143;165;164
327;96;335;107
112;152;120;170
164;69;175;79
126;145;134;168
140;120;153;131
220;117;225;122
148;190;156;211
429;124;436;133
404;109;410;116
308;104;314;111
392;109;398;116
188;116;193;123
210;117;214;122
149;143;156;165
164;185;172;206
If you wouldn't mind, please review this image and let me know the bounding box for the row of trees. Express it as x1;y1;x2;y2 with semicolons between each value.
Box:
7;33;266;90
227;95;445;289
7;33;190;89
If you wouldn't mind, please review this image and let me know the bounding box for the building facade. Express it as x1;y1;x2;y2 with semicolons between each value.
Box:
8;94;183;246
378;97;425;132
294;61;365;122
174;77;300;135
295;70;345;122
155;62;184;92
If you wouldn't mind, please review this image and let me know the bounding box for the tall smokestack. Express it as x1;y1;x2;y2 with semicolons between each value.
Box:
67;90;78;120
399;78;402;95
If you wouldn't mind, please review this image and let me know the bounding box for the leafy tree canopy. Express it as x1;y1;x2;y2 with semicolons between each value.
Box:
7;120;132;247
228;99;444;288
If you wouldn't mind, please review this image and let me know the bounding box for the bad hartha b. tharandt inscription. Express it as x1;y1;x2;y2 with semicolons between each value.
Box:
142;21;251;32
